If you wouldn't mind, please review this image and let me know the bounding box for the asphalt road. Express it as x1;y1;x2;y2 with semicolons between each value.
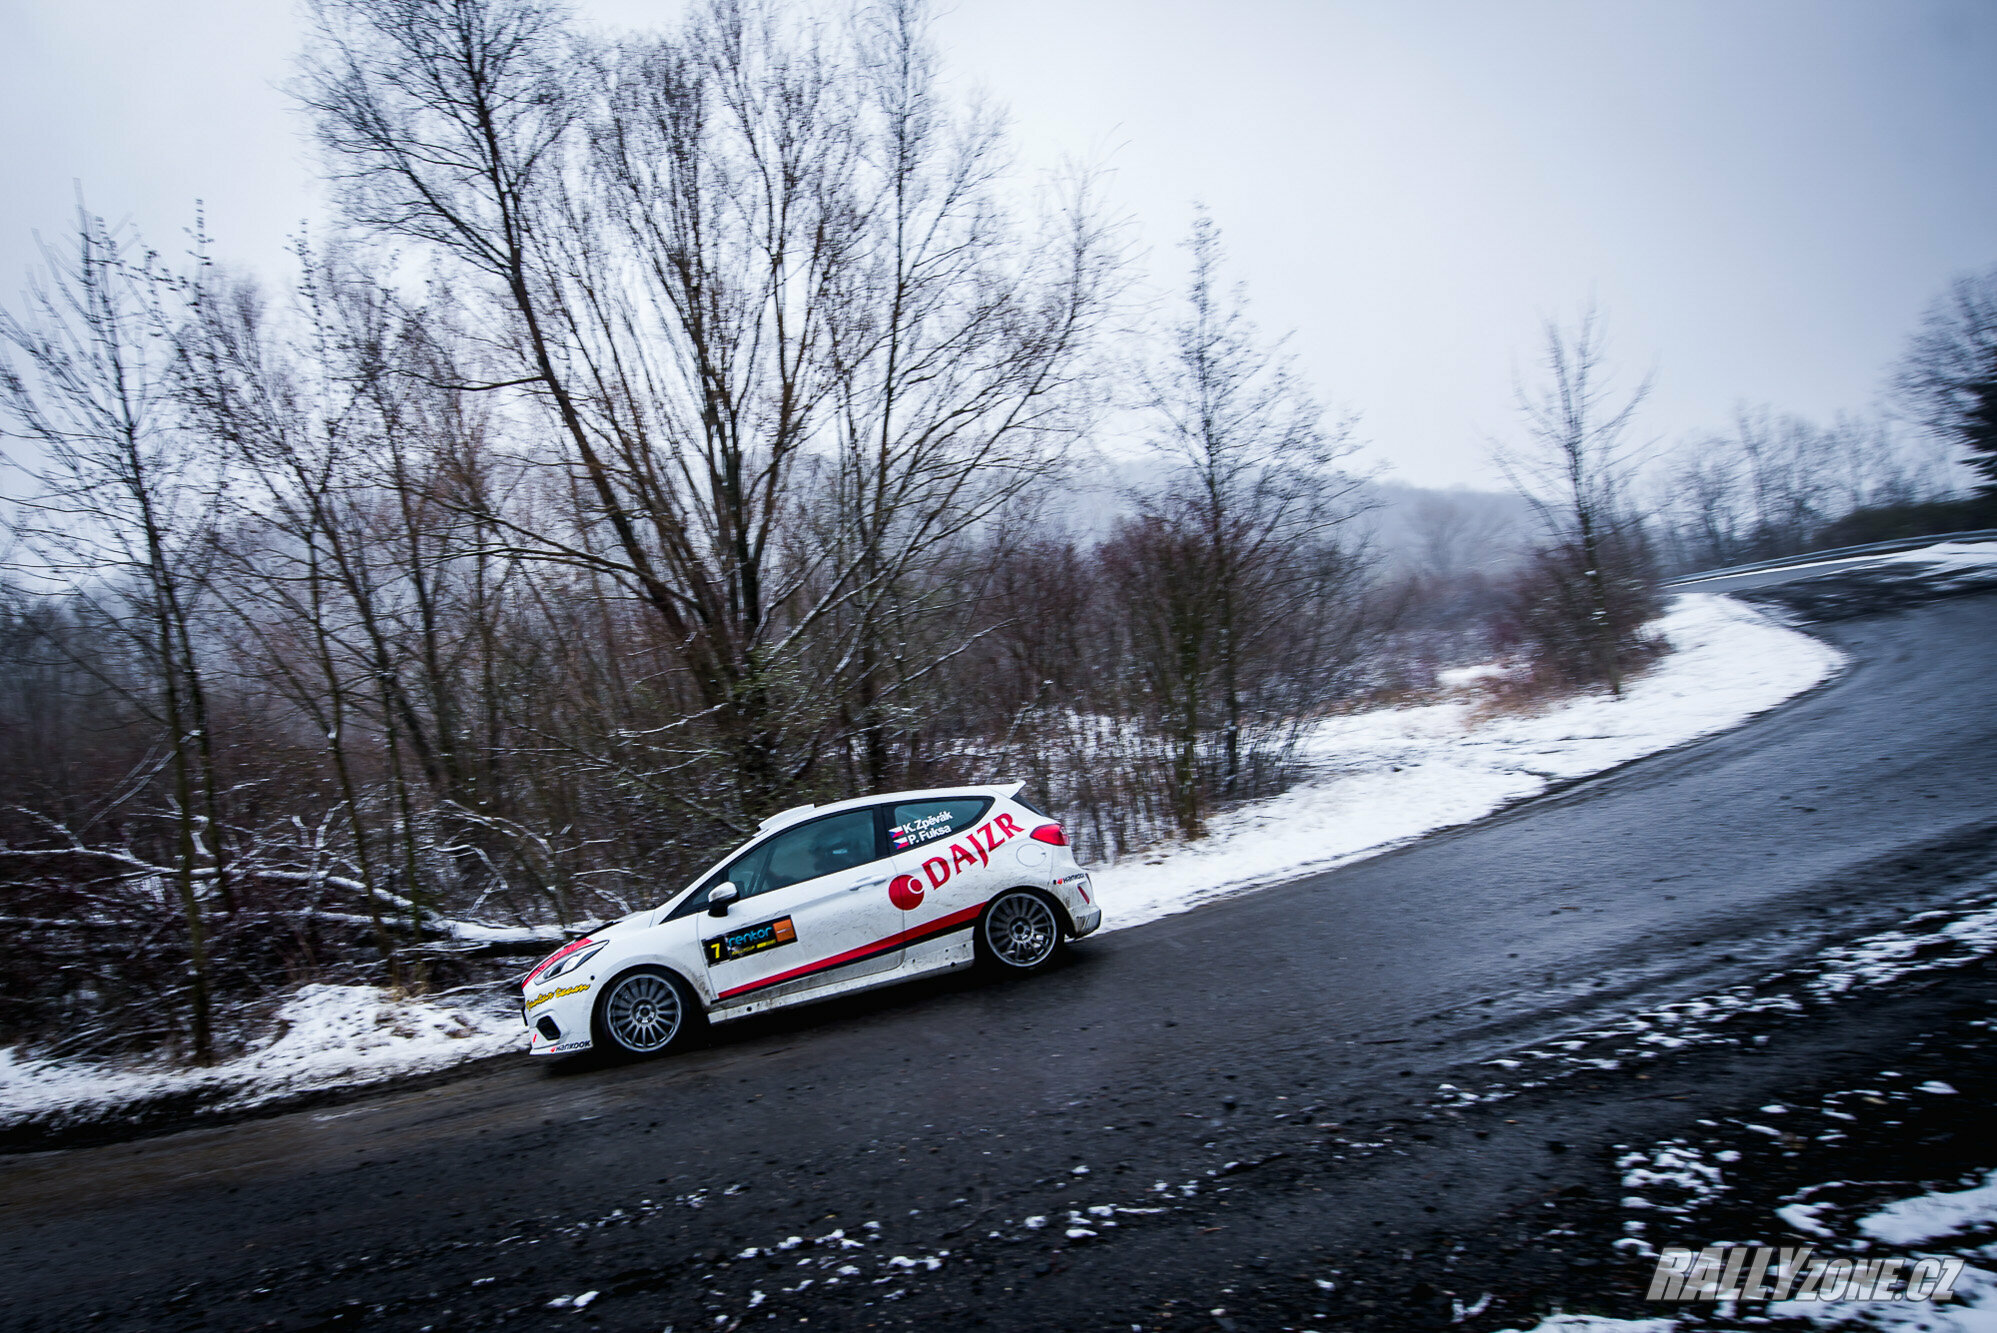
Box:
4;582;1995;1332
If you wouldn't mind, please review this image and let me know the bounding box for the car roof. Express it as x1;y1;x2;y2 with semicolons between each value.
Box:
753;781;1025;837
649;782;1031;919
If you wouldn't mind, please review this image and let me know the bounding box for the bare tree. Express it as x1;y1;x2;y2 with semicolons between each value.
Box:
1136;210;1360;823
179;259;418;982
0;203;225;1059
1659;439;1749;569
298;0;1118;822
1892;265;1997;494
1492;304;1655;694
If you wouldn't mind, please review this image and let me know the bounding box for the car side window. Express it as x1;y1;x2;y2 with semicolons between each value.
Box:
887;798;993;853
699;809;883;911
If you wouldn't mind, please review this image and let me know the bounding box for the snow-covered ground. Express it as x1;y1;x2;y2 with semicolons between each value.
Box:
1092;593;1843;932
1762;1166;1997;1333
1517;1153;1997;1333
0;983;523;1134
1882;538;1997;574
1676;536;1997;587
0;591;1841;1134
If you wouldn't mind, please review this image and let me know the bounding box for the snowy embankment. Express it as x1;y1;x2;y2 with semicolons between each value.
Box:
1092;593;1843;932
0;984;525;1138
1496;1167;1997;1333
0;591;1838;1137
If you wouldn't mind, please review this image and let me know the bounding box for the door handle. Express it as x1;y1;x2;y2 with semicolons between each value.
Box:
852;875;890;890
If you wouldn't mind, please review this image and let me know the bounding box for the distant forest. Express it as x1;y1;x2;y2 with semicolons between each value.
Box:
2;0;1990;1061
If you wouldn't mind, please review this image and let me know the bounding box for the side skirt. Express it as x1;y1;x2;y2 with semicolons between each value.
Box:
708;936;975;1024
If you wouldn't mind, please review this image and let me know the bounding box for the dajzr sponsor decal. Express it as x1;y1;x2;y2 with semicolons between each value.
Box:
704;915;798;965
888;873;926;910
913;814;1025;896
1646;1246;1965;1303
525;982;591;1010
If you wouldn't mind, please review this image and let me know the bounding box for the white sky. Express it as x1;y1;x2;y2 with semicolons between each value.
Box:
3;0;1993;485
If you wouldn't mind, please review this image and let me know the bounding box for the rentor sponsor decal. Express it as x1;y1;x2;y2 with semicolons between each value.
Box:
915;813;1024;895
704;914;798;965
525;982;590;1010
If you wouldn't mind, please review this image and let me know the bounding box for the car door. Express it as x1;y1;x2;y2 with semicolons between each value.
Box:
883;795;1020;949
694;809;904;1007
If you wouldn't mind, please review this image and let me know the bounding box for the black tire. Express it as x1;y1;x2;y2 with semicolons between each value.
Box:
591;966;698;1058
976;889;1064;974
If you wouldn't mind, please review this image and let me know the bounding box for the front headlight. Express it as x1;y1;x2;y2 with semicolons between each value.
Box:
525;939;606;989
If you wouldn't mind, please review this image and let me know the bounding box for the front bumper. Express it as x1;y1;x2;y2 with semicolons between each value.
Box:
522;981;597;1055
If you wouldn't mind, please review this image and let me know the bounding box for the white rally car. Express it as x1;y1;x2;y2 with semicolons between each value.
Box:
519;783;1101;1058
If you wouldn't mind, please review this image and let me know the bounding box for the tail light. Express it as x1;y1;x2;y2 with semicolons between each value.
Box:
1030;823;1068;846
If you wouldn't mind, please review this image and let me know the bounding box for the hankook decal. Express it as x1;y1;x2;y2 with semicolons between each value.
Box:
1053;871;1093;904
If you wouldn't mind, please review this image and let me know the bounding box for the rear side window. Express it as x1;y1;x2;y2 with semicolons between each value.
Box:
1012;791;1051;818
888;798;992;852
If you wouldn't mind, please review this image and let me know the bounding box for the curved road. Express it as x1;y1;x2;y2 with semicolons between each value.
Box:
4;585;1995;1331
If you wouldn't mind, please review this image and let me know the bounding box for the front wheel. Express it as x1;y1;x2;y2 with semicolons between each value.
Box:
593;967;697;1057
977;890;1062;973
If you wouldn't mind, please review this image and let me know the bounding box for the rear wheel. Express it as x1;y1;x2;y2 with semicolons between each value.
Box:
977;890;1062;973
593;967;696;1057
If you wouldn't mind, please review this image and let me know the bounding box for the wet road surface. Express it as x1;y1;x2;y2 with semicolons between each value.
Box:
3;585;1994;1331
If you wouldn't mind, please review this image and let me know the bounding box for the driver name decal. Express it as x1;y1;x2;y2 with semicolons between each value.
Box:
704;915;798;965
889;808;957;850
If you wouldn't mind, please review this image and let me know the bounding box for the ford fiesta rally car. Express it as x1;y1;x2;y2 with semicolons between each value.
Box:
519;784;1101;1058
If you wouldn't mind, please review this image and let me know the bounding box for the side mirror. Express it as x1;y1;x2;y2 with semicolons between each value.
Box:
707;882;739;918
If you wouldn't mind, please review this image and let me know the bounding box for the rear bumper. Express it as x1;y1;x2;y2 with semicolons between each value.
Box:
1052;870;1101;938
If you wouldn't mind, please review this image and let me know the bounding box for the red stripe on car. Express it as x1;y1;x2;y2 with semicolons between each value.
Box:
715;904;988;1001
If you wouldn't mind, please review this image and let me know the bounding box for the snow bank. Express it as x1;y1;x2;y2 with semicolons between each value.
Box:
1881;539;1997;571
1495;1317;1681;1333
1093;593;1842;932
1780;1267;1997;1333
0;983;523;1133
1859;1170;1997;1247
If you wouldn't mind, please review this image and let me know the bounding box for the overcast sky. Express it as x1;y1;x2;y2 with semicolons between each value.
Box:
3;0;1993;486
